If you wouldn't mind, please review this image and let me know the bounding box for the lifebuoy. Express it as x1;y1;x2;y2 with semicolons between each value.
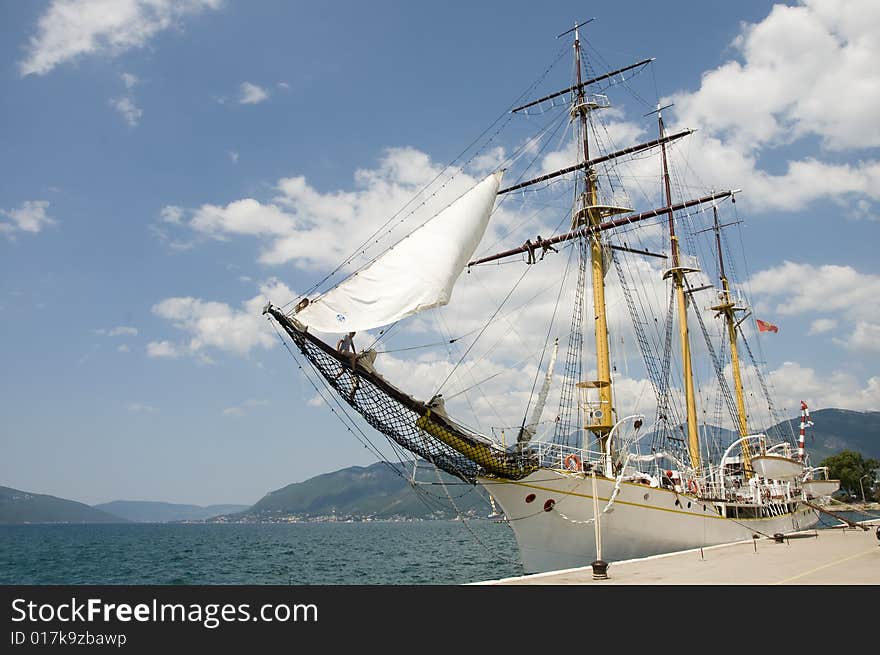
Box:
687;479;699;495
563;454;581;471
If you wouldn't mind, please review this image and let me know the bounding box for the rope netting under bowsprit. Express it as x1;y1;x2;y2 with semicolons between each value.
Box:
287;326;538;483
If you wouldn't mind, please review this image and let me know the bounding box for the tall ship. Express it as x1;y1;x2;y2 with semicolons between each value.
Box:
264;21;824;574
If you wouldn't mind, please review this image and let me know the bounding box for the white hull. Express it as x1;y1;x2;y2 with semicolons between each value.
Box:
802;479;840;498
750;455;804;480
480;469;819;574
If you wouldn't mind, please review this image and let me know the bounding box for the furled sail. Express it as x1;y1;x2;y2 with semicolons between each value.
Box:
519;338;558;443
294;171;503;333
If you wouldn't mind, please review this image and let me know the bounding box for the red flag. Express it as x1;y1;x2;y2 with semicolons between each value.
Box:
756;319;779;333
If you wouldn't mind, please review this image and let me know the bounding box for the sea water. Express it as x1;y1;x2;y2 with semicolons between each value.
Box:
0;520;521;585
2;511;876;585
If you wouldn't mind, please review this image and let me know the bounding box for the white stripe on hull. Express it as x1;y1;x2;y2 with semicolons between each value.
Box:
479;469;820;574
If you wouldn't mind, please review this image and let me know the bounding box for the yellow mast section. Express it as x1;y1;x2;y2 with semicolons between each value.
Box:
659;112;701;472
708;207;752;474
573;26;614;449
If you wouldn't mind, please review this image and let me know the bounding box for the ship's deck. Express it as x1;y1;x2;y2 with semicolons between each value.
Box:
475;520;880;585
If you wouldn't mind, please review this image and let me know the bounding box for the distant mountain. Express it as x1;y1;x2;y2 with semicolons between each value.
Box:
0;486;124;524
238;461;492;521
770;408;880;463
93;501;249;523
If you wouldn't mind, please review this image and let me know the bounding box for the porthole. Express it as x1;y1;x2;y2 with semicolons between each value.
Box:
543;499;556;512
525;493;536;504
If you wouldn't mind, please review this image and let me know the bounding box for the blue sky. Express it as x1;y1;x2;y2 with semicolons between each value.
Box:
2;0;878;506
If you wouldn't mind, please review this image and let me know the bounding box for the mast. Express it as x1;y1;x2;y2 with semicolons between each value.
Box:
708;206;752;474
658;109;701;472
572;24;615;466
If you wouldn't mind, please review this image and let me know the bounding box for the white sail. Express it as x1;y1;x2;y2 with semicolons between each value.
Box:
295;171;503;333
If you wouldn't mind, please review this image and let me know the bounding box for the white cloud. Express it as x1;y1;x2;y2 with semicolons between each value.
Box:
238;82;268;105
664;0;880;214
127;402;158;413
748;261;880;324
149;278;295;360
1;200;55;237
228;150;239;164
190;199;294;239
836;321;880;353
121;71;138;88
768;361;880;411
117;344;130;353
808;318;838;335
19;0;222;76
159;205;183;224
93;326;138;337
222;399;270;417
674;0;880;151
109;95;142;127
747;260;880;354
110;72;143;126
146;340;180;358
166;147;495;271
152;207;196;251
471;146;506;175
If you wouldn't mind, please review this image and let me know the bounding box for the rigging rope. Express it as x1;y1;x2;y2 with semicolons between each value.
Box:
431;265;533;398
686;276;744;434
553;234;588;447
269;318;412;481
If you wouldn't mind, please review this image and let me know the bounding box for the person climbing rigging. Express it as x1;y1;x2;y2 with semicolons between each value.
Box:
334;331;360;401
524;238;536;264
535;235;558;260
335;331;358;369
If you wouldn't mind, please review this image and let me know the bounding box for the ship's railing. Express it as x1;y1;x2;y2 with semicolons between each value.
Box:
662;253;701;280
527;441;605;471
804;466;831;481
700;476;799;503
705;288;748;311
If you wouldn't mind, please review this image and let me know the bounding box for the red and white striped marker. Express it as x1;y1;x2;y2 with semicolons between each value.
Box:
798;400;813;462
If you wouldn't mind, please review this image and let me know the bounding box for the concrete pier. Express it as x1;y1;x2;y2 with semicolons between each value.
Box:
477;521;880;585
